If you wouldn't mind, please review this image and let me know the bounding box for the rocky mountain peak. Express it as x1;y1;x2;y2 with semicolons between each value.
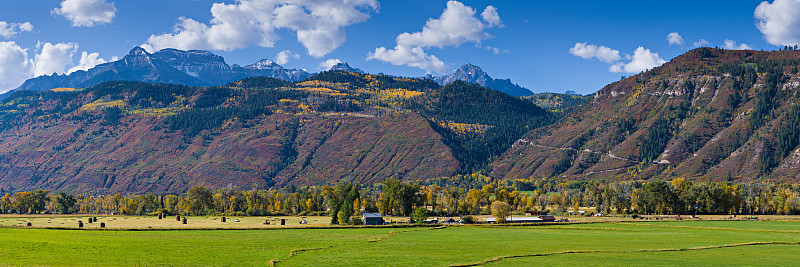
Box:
431;64;533;96
246;59;281;69
330;62;364;73
128;47;149;57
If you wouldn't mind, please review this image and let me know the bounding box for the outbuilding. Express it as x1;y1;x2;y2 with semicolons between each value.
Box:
362;213;384;226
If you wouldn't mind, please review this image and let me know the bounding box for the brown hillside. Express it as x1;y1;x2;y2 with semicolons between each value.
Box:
491;48;800;183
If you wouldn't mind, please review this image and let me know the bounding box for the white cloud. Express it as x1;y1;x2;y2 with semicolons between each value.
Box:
33;42;78;77
693;39;710;47
67;51;107;74
0;21;34;39
318;58;341;70
667;32;684;46
0;42;33;92
569;42;621;63
609;46;666;73
0;41;110;92
146;0;379;57
369;45;446;72
53;0;116;27
275;50;299;65
755;0;800;46
486;46;508;55
367;1;501;73
723;39;753;50
481;6;503;28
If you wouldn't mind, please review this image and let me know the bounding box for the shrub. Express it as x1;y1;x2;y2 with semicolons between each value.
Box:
460;215;475;224
349;216;363;225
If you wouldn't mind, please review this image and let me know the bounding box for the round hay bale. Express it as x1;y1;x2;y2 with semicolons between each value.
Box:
176;215;181;221
158;214;163;219
88;218;93;223
93;217;97;222
280;219;285;225
100;222;105;228
182;217;187;224
26;222;31;227
78;221;83;228
221;217;226;222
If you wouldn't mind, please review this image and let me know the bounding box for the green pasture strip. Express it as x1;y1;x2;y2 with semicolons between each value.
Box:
1;221;798;266
284;221;800;266
0;228;395;266
486;243;800;266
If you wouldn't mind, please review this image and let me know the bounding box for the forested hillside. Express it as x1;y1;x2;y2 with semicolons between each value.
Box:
492;48;800;183
0;71;551;193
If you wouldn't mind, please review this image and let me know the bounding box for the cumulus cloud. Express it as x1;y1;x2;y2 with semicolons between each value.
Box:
693;39;710;47
146;0;379;57
755;0;800;46
0;41;111;92
723;39;753;50
275;50;299;65
67;51;107;74
569;42;621;63
318;58;341;70
367;1;501;73
0;42;34;92
53;0;116;27
667;32;684;46
481;6;503;28
570;42;665;74
0;21;34;39
34;42;78;77
609;47;666;73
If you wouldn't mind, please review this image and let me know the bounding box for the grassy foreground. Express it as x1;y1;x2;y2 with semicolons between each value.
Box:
1;220;799;266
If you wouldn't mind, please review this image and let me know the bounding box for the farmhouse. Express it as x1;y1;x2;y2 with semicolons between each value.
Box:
362;213;384;225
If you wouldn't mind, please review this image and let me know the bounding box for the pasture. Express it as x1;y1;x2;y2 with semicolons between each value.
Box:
1;218;799;266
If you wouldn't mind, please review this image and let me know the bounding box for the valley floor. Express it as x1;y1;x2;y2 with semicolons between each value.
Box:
1;217;800;266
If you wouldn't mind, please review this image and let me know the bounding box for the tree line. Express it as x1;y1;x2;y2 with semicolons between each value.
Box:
1;177;798;223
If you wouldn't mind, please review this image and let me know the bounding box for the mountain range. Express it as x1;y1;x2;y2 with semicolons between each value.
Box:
5;47;800;194
12;47;313;93
12;48;532;98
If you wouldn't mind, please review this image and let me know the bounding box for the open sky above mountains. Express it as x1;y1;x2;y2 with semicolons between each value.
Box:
0;0;798;94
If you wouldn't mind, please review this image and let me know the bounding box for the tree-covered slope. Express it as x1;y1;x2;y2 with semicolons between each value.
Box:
0;71;552;193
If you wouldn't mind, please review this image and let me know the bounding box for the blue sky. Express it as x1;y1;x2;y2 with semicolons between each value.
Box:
0;0;797;94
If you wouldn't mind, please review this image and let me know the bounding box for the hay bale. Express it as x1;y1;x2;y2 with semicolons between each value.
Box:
88;218;93;223
182;217;187;224
26;222;31;227
93;217;97;222
280;219;285;225
158;214;163;219
100;222;105;228
78;221;83;228
221;217;226;222
176;215;181;221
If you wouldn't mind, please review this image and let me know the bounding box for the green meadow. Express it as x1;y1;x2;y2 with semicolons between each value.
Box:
1;220;799;266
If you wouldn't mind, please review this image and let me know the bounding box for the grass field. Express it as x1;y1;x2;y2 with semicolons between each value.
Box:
1;219;799;266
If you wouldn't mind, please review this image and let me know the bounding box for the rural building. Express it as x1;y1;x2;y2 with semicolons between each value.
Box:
362;213;383;225
485;216;545;223
540;215;556;222
423;218;439;224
